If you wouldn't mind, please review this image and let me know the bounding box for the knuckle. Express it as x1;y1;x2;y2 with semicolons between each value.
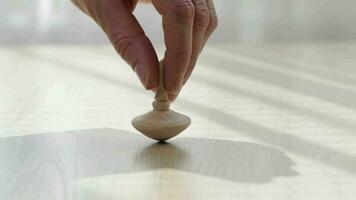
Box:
208;13;218;32
170;0;195;23
114;35;135;58
113;33;143;61
194;1;210;29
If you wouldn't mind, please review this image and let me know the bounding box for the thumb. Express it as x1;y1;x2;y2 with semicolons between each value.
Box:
95;1;158;90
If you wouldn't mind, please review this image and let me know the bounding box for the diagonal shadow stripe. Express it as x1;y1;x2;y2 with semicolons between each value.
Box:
193;74;356;134
211;46;356;87
202;50;356;110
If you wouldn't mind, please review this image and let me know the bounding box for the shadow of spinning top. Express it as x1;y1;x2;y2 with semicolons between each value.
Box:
132;63;191;142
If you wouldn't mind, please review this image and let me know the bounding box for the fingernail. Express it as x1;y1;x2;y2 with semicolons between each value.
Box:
135;65;150;89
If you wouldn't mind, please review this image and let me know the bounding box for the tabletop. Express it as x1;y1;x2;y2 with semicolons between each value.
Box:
1;41;356;200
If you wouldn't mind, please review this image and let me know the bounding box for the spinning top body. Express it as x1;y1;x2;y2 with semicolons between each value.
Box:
132;63;191;142
132;108;191;141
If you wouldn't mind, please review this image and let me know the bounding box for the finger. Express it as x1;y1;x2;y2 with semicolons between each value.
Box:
203;0;218;45
94;0;158;90
160;0;195;101
183;0;210;84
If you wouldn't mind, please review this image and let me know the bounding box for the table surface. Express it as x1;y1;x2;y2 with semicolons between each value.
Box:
1;42;356;200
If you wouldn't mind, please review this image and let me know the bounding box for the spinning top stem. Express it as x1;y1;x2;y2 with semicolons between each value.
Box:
153;63;170;111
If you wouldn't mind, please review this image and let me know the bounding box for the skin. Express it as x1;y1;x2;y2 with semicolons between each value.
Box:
71;0;218;101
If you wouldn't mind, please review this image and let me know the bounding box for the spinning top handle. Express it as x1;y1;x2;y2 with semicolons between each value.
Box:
153;62;170;111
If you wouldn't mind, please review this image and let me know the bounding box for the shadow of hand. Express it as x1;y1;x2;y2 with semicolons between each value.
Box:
0;128;297;185
135;137;297;183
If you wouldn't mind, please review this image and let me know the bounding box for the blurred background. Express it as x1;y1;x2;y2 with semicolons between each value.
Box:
1;0;356;45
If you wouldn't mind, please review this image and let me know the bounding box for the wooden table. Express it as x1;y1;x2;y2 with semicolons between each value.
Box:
1;42;356;200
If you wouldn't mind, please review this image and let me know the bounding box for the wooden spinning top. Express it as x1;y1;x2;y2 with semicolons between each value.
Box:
132;63;191;142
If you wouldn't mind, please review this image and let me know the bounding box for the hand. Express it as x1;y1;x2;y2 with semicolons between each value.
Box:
71;0;218;101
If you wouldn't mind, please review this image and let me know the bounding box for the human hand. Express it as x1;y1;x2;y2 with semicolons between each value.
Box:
71;0;218;101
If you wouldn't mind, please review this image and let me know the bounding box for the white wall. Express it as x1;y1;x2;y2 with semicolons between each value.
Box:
1;0;356;44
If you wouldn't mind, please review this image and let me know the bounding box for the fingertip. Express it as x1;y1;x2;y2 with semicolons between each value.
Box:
145;75;158;90
166;82;182;102
165;72;184;98
135;64;157;90
168;91;178;102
